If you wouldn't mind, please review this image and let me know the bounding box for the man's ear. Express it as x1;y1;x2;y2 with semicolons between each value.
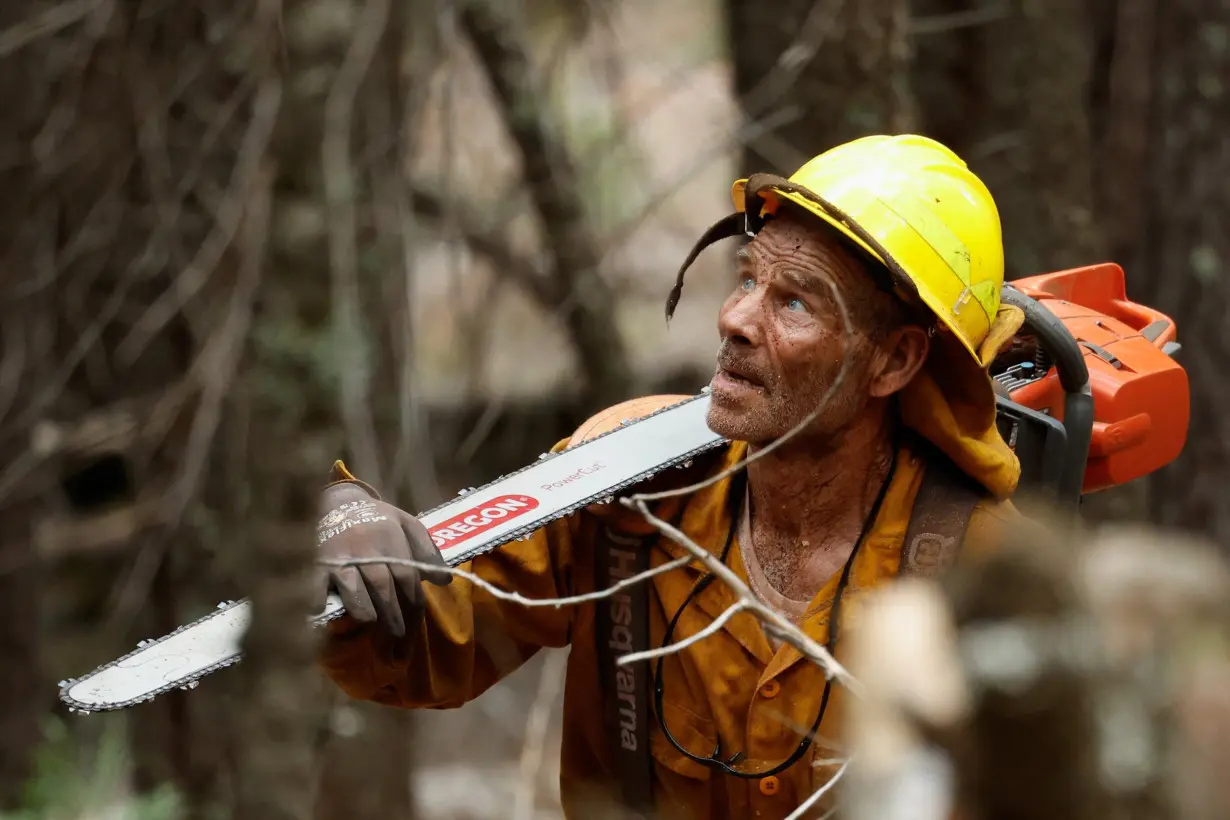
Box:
869;325;931;398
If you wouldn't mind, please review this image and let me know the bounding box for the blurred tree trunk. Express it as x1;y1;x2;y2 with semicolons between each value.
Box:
225;32;323;816
724;0;915;176
0;499;43;808
127;568;193;798
0;0;53;802
913;0;1223;537
978;0;1104;277
0;0;209;808
308;0;428;813
911;1;1155;524
459;1;634;414
224;3;338;819
914;0;1103;279
1088;0;1156;270
845;522;1230;820
224;0;426;818
313;699;416;820
1122;0;1230;537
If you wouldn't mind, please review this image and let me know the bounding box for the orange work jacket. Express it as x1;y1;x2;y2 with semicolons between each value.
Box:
321;439;1022;818
319;306;1028;819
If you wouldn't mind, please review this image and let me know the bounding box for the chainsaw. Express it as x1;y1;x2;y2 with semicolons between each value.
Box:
57;263;1189;714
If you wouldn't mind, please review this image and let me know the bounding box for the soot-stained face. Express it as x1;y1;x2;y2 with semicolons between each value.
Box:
705;208;929;447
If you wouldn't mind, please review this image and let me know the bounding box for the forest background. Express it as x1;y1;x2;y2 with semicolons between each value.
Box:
2;0;1228;817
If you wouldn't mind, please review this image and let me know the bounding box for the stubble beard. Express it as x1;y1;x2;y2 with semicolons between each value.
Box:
706;363;868;449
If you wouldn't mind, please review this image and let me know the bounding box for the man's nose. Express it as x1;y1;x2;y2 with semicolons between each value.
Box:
717;286;764;347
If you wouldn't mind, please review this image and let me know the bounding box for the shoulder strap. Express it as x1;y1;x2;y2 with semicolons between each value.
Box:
594;522;656;818
592;450;737;818
899;448;987;579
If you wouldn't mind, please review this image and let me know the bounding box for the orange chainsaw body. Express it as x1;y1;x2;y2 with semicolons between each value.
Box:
1000;263;1189;494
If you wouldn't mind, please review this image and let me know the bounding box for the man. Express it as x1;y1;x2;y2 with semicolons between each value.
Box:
315;135;1026;819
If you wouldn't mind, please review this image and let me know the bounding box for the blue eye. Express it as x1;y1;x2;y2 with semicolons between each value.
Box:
786;297;807;312
740;277;755;292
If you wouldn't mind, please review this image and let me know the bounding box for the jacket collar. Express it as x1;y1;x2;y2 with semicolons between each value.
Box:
651;440;928;674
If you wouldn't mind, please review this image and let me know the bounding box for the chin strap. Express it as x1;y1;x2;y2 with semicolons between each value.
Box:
665;188;767;322
664;212;744;322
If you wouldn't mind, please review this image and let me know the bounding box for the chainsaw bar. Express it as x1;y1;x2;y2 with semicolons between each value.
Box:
59;392;727;713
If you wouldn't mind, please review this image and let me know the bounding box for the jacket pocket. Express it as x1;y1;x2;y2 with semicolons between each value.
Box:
650;699;717;782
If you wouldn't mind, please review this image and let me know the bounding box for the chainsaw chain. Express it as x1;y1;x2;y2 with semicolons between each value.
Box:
60;392;729;713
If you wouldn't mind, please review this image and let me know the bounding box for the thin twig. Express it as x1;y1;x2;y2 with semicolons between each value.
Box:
785;758;850;820
115;63;282;365
459;0;632;406
319;552;696;610
110;123;276;635
455;398;507;465
0;270;135;497
164;157;274;524
0;313;25;428
104;532;166;639
323;0;390;487
739;0;846;117
631;270;859;504
9;165;132;432
590;103;804;273
617;602;749;666
28;2;114;174
910;2;1009;36
623;498;862;695
0;0;101;57
172;76;257;215
408;186;553;303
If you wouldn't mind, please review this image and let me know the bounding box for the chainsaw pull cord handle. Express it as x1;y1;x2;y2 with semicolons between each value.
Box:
1000;286;1094;506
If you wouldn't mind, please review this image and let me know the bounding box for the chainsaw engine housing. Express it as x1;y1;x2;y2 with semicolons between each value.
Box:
990;263;1189;497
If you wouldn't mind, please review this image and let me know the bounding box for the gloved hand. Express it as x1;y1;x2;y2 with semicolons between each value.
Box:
316;461;451;637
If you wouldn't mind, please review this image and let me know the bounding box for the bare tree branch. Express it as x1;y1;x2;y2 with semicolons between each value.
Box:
165;144;274;527
617;602;749;666
0;0;101;58
377;18;444;507
910;2;1010;36
593;103;803;266
323;0;390;488
321;552;695;610
0;314;25;428
408;186;554;306
459;0;632;407
739;0;847;116
115;71;282;365
786;759;849;820
622;496;862;694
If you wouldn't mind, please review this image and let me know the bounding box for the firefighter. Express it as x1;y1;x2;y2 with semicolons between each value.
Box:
315;134;1026;818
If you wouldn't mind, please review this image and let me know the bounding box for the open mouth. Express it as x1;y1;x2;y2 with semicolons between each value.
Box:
720;369;761;388
713;362;767;394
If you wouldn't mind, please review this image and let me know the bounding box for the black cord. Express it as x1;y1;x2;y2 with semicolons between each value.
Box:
652;449;898;779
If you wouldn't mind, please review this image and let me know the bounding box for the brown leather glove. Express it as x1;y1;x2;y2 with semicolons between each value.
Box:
316;461;450;637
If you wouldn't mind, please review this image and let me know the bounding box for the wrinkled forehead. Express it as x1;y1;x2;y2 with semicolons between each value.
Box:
739;211;876;293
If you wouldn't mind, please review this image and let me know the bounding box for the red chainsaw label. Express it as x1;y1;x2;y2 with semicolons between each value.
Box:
429;495;541;548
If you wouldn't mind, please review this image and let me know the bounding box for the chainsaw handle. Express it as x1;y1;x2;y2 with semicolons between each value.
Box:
1000;285;1094;507
1001;286;1089;392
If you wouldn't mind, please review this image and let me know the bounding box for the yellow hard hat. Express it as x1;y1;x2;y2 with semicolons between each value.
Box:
666;135;1005;364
